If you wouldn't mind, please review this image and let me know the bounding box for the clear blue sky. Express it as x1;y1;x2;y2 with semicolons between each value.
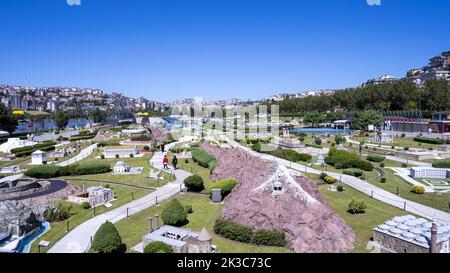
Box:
0;0;449;102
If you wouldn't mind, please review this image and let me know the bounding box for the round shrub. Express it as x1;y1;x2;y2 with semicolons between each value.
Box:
337;185;344;192
380;177;386;183
348;199;367;214
401;133;406;137
184;175;205;192
81;202;91;209
411;185;425;194
379;162;385;168
324;176;337;184
208;178;238;198
184;204;193;214
314;138;322;145
129;154;134;158
320;172;328;180
143;241;173;253
404;147;409;151
161;199;187;226
92;221;124;253
100;154;105;159
401;163;408;168
115;154;119;159
252;229;286;247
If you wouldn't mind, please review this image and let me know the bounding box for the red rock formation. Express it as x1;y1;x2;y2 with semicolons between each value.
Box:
147;126;171;143
201;143;355;253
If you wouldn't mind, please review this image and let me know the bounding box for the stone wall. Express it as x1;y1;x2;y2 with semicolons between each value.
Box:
373;230;429;253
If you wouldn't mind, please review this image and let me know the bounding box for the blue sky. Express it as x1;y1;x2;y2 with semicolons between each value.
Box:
0;0;449;102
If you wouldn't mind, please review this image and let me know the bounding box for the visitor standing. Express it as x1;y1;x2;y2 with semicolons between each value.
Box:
163;155;169;170
172;155;178;170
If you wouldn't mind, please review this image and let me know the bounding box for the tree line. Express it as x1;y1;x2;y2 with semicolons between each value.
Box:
274;79;450;117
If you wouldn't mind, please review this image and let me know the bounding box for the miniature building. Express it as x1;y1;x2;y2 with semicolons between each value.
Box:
68;186;114;207
140;216;214;253
429;112;450;133
372;132;394;143
211;189;222;203
103;146;139;158
437;145;450;152
31;150;47;165
373;215;450;253
316;155;325;165
113;161;130;173
410;167;450;179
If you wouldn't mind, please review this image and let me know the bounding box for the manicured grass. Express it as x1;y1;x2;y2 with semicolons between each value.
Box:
307;174;412;253
29;180;152;253
59;153;173;188
115;194;291;253
309;156;379;180
177;157;216;190
367;168;450;212
351;135;437;150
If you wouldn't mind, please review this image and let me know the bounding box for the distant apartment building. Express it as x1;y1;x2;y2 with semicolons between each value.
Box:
362;74;399;87
429;111;450;133
407;51;450;84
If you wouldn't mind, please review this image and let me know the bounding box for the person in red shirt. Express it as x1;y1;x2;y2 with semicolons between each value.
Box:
163;155;169;170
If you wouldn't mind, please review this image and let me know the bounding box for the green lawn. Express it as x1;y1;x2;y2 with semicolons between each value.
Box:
307;174;412;253
30;180;152;253
114;193;291;253
177;157;216;190
351;135;437;150
59;153;173;188
367;168;450;212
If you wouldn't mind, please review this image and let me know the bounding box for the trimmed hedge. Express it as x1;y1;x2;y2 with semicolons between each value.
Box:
97;141;120;147
70;132;97;141
413;136;445;145
25;165;60;179
325;148;373;171
432;160;450;169
367;155;385;162
252;229;287;247
74;164;111;175
214;219;253;243
25;163;110;178
14;145;56;157
208;178;238;198
144;241;173;253
214;220;286;247
343;169;363;177
10;141;57;154
262;148;311;162
183;175;205;192
191;148;217;171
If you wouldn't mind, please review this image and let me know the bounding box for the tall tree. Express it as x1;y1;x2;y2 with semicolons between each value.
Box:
0;104;18;133
54;110;69;129
351;110;383;130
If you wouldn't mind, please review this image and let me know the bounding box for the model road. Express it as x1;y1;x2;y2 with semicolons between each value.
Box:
57;143;98;167
1;179;69;201
48;142;191;253
225;138;450;224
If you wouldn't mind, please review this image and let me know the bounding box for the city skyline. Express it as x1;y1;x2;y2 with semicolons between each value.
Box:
0;0;449;101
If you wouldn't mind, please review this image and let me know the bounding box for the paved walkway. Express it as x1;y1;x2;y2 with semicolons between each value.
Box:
56;143;98;167
48;142;190;253
225;138;450;224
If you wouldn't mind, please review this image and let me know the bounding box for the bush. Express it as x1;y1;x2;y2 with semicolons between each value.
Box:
320;172;328;180
81;202;91;209
97;141;120;147
401;133;406;137
143;145;150;151
184;204;193;214
25;165;60;179
325;148;373;171
314;138;322;145
208;178;238;198
43;203;73;222
411;185;425;194
161;199;187;226
265;148;311;162
348;199;367;214
401;163;408;168
337;185;344;192
100;154;105;159
214;219;253;243
184;175;205;192
343;169;363;177
324;176;337;184
432;160;450;169
379;162;385;168
252;230;287;247
380;177;386;183
143;241;173;253
335;135;346;145
404;147;409;151
92;221;124;253
74;164;111;175
367;155;385;162
413;136;445;145
129;154;134;158
191;148;217;170
115;154;119;159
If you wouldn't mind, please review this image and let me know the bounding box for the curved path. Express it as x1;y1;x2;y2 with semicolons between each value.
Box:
2;179;69;201
47;141;190;253
225;138;450;224
56;143;98;167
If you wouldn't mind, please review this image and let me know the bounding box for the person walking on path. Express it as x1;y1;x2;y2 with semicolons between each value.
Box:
172;155;178;170
163;155;169;170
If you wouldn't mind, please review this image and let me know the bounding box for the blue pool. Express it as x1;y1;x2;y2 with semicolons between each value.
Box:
14;222;51;253
290;128;353;134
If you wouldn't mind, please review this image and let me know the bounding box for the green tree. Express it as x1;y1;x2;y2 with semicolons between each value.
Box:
143;241;173;253
54;110;69;129
161;199;187;226
92;221;125;253
89;108;108;124
303;111;326;127
351;110;383;130
0;104;18;133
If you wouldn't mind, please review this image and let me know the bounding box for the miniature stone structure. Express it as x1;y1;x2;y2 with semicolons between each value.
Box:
0;138;36;154
373;215;450;253
316;154;325;165
103;146;139;158
31;150;47;165
113;161;143;174
211;189;222;203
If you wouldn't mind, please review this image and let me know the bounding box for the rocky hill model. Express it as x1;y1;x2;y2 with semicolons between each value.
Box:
0;200;40;237
201;143;355;253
